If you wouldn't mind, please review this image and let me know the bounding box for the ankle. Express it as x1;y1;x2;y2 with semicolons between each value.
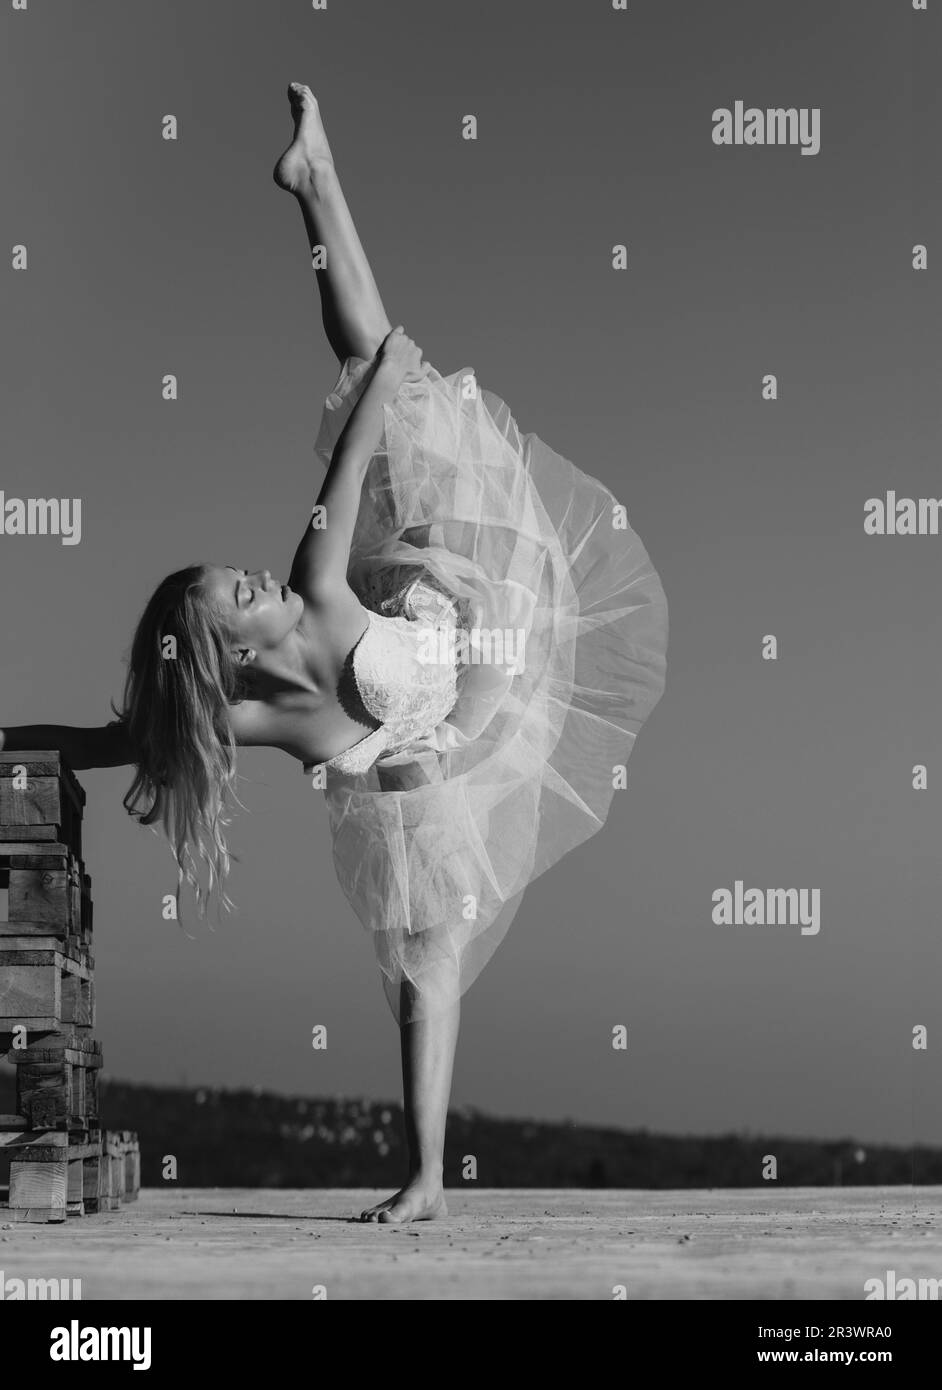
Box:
407;1162;444;1187
293;155;337;197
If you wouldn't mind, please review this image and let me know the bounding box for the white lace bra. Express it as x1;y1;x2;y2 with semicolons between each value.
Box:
302;606;463;777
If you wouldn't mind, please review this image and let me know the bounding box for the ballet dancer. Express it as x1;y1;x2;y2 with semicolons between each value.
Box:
1;85;669;1223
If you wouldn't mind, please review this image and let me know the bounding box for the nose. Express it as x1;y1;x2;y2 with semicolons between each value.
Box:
261;570;273;590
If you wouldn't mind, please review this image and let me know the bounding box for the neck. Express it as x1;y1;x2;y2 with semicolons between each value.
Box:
249;631;321;700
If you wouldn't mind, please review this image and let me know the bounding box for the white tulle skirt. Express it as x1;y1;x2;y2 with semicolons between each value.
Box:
313;356;669;1024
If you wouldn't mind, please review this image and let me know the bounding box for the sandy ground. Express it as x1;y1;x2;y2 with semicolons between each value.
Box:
1;1186;940;1300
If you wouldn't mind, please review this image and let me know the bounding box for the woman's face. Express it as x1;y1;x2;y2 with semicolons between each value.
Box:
203;564;304;660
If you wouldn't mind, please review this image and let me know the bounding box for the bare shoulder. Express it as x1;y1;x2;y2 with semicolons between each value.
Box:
300;578;370;657
228;699;284;749
228;694;326;763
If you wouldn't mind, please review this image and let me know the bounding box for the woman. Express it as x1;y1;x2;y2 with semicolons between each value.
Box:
1;84;669;1223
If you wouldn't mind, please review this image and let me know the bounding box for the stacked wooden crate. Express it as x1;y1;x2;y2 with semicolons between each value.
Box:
0;750;140;1220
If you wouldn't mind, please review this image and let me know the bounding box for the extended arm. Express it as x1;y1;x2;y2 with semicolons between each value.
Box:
0;720;135;770
288;328;425;600
288;356;401;599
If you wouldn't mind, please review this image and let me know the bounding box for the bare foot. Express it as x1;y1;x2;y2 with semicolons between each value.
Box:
273;82;336;193
358;1179;448;1224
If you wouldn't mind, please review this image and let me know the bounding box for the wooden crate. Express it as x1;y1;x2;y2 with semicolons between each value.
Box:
0;848;91;950
0;753;138;1222
0;753;84;858
0;1126;102;1222
0;1125;140;1221
103;1130;140;1207
75;1131;141;1213
0;947;94;1032
5;1034;103;1129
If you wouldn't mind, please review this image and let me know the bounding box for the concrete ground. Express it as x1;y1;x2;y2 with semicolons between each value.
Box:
1;1187;940;1299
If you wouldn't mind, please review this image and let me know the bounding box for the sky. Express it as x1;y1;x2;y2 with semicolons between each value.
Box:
1;0;940;1150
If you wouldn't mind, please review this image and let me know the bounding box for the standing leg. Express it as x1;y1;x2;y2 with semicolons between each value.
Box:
359;756;459;1223
274;83;393;363
360;985;459;1224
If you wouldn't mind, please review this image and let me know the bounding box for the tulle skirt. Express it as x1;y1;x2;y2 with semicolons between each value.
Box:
313;356;669;1024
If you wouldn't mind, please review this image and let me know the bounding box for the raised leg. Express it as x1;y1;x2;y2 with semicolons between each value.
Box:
274;83;393;364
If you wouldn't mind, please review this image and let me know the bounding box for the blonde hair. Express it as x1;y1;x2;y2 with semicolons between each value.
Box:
115;564;249;919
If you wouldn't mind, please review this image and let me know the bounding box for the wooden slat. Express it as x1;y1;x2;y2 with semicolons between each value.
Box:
6;1043;102;1065
17;1067;71;1125
0;754;69;775
81;874;93;940
0;1133;98;1163
8;868;75;927
25;1093;65;1129
0;841;71;856
0;1127;68;1148
83;1151;102;1203
0;949;62;965
110;1153;126;1201
69;1140;101;1161
8;852;71;869
67;1156;85;1212
4;1205;68;1222
0;777;66;826
0;933;70;949
0;751;85;807
0;962;62;1021
0;758;64;772
1;1021;78;1037
0;948;91;975
8;1158;68;1219
62;973;94;1027
3;1028;83;1054
71;869;83;935
124;1143;141;1198
0;824;61;841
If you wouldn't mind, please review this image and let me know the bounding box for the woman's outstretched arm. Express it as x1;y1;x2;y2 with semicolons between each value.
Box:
0;720;134;770
288;329;425;600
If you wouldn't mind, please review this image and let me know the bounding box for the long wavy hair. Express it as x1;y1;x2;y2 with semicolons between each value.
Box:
114;564;251;919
